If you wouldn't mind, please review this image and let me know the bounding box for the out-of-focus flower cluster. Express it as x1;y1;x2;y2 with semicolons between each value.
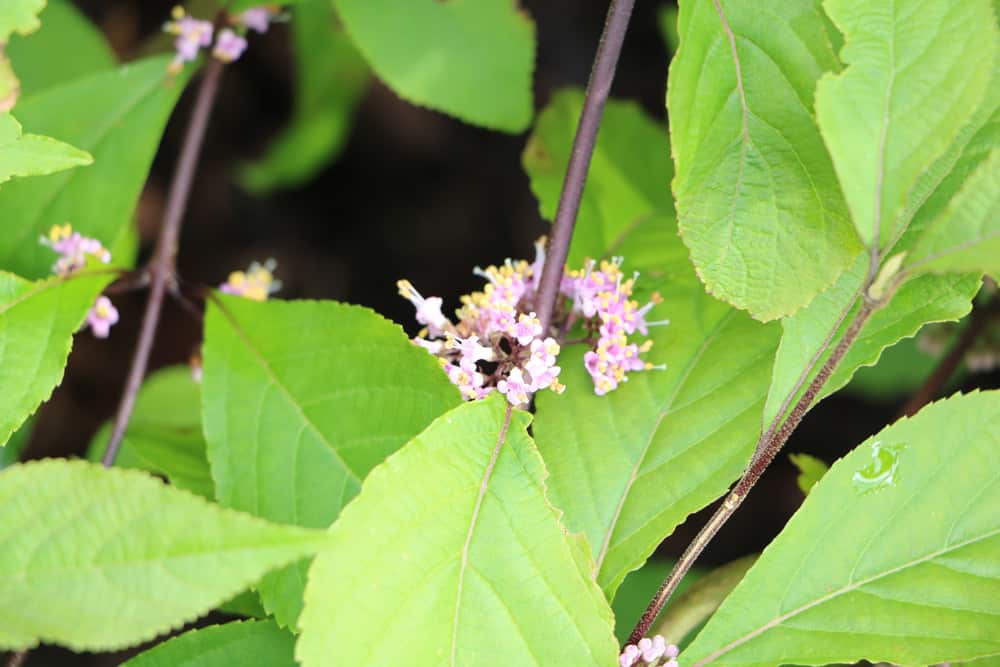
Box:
619;635;679;667
39;224;118;339
220;259;281;301
398;238;665;406
164;5;277;72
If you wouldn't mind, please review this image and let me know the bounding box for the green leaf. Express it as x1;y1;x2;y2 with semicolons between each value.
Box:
534;213;780;598
0;56;189;279
0;459;329;652
1;416;33;469
907;145;1000;280
846;334;949;399
788;453;828;496
239;0;368;193
523;89;674;265
814;0;997;249
122;620;295;667
296;395;618;666
0;111;91;185
0;0;45;41
0;268;112;446
7;0;116;98
332;0;535;132
658;5;680;57
668;0;858;321
87;366;212;499
653;556;756;646
762;249;980;429
681;391;1000;667
203;296;461;627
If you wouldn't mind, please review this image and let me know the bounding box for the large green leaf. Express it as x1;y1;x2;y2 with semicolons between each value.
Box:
0;111;91;185
814;0;997;249
239;0;368;193
0;0;45;41
763;251;979;429
7;0;115;97
681;391;1000;667
0;56;188;278
296;395;618;666
0;459;328;652
123;620;295;667
203;296;461;627
907;145;1000;280
87;365;212;499
332;0;535;132
0;268;112;446
523;89;674;265
534;214;780;598
668;0;858;321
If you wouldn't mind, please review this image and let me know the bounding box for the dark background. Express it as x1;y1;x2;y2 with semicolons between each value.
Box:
12;1;998;665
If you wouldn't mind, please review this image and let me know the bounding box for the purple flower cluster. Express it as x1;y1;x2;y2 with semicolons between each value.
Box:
164;5;276;72
620;635;679;667
398;238;664;405
39;224;118;339
219;259;281;301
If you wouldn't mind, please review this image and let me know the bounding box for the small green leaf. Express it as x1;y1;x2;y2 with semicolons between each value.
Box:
788;452;828;496
0;460;329;652
333;0;535;132
296;395;618;666
203;296;461;627
0;56;189;278
239;0;369;193
658;5;680;57
815;0;997;249
907;146;1000;280
87;366;212;499
669;0;859;321
122;620;295;667
653;555;756;646
1;416;33;469
0;111;91;185
0;0;46;41
523;89;674;265
681;391;1000;666
7;0;116;97
0;268;112;446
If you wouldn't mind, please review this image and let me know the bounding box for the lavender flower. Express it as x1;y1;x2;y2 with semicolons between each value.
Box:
39;224;111;276
164;6;213;73
86;296;119;338
239;7;274;34
212;28;248;63
220;259;281;301
619;636;679;667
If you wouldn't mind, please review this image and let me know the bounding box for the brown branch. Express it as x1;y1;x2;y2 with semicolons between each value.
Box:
627;299;878;644
534;0;636;333
899;295;997;418
100;58;224;467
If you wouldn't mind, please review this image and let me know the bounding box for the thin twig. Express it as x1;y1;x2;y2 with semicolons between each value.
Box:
627;299;878;644
899;295;997;418
100;58;224;468
4;651;27;667
534;0;636;333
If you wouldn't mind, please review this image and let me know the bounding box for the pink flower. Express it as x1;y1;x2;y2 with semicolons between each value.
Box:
40;224;111;276
86;296;119;338
511;312;542;345
497;368;531;406
213;28;247;63
164;7;213;72
239;7;273;33
448;335;494;372
220;260;281;301
397;279;450;337
619;644;640;667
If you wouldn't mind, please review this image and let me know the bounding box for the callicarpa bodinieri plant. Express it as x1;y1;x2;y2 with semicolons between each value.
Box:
0;0;999;666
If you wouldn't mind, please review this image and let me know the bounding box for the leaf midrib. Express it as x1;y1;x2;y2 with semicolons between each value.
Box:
214;302;362;486
690;526;1000;667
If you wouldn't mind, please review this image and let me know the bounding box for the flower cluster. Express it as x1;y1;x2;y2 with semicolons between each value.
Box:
398;238;664;406
220;259;281;301
39;224;119;339
620;635;679;667
164;5;276;72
